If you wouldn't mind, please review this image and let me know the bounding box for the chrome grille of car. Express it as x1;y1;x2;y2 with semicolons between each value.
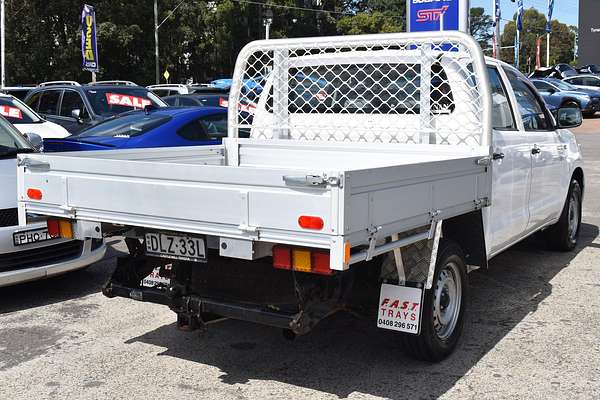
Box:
0;241;84;273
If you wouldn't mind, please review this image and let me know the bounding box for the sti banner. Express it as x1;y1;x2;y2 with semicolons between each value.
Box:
81;4;99;72
407;0;469;33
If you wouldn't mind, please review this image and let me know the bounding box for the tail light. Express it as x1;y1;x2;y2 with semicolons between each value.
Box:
26;188;43;200
47;218;74;239
272;245;333;275
298;215;324;230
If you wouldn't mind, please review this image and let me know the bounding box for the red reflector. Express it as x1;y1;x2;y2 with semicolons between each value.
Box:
312;251;332;275
298;216;324;230
272;245;292;270
27;188;43;200
47;219;60;237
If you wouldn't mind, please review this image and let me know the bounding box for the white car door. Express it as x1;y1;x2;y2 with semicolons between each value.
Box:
485;66;532;255
503;67;566;229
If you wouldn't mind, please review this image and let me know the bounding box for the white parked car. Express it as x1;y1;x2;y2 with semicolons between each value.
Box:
0;115;105;287
0;94;69;140
563;75;600;91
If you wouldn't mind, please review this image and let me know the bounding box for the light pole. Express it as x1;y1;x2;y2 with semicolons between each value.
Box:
154;0;159;84
263;8;273;40
1;0;5;88
154;0;187;84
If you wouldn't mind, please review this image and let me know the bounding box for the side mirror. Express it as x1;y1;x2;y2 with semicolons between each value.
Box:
546;87;556;94
71;109;83;123
24;132;43;150
556;107;583;129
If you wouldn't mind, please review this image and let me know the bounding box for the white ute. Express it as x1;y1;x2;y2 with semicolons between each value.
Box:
0;115;105;287
16;32;584;361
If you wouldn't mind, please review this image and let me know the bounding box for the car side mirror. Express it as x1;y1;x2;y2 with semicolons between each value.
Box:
546;87;556;94
71;109;83;123
24;132;43;150
556;107;583;129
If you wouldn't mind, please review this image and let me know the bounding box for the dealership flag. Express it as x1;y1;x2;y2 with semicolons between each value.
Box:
545;0;554;33
493;0;501;26
81;4;99;72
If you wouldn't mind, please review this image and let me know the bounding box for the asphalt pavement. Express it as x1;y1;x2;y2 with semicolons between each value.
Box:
1;120;600;399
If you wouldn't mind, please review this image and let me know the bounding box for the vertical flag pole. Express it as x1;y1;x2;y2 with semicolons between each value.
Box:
546;0;554;67
546;33;550;67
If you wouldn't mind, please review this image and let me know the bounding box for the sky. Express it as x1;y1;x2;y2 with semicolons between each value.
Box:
470;0;579;29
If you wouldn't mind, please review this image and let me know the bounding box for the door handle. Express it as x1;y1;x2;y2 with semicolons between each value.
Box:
492;152;505;160
531;145;541;155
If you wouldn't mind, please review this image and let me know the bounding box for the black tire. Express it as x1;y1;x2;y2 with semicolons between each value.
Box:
400;240;468;362
544;179;582;251
583;111;596;118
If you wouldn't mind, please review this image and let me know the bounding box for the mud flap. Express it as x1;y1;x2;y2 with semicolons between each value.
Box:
377;220;442;335
377;283;424;334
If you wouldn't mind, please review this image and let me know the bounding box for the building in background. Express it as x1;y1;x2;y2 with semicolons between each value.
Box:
578;0;600;65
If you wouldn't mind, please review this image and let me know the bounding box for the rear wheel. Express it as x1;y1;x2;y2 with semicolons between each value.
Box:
545;179;582;251
400;240;468;362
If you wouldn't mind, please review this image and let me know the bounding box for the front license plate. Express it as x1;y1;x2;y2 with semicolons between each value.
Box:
145;232;206;262
377;283;423;335
13;228;56;246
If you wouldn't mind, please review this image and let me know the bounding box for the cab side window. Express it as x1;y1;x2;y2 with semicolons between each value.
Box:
60;91;89;120
38;90;61;116
26;92;42;111
504;68;552;131
487;67;516;130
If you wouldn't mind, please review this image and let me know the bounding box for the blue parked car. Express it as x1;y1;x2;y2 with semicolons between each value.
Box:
531;78;600;117
43;107;229;152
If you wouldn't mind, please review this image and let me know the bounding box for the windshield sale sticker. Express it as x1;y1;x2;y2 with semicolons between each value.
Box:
0;106;23;119
377;283;423;334
106;93;152;109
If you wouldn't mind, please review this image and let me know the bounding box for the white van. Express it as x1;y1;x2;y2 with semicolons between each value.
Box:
0;115;105;287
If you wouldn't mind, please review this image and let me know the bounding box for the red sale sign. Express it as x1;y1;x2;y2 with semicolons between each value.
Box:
0;105;23;119
106;93;152;109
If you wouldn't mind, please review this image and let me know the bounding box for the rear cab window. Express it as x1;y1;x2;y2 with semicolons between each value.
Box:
487;67;516;130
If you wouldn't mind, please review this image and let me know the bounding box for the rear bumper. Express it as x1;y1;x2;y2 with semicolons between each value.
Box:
0;223;106;287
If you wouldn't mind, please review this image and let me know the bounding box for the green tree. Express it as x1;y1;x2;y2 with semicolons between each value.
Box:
500;8;575;71
469;7;493;49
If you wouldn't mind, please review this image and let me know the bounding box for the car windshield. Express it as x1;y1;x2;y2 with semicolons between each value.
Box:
548;79;577;91
84;88;167;117
0;116;33;156
78;112;172;138
0;96;42;124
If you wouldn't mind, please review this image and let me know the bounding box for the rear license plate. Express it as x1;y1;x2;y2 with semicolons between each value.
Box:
377;283;423;335
13;228;56;246
145;231;206;262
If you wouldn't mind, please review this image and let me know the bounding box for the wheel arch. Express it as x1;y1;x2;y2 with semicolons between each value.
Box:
560;98;581;108
442;210;488;270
